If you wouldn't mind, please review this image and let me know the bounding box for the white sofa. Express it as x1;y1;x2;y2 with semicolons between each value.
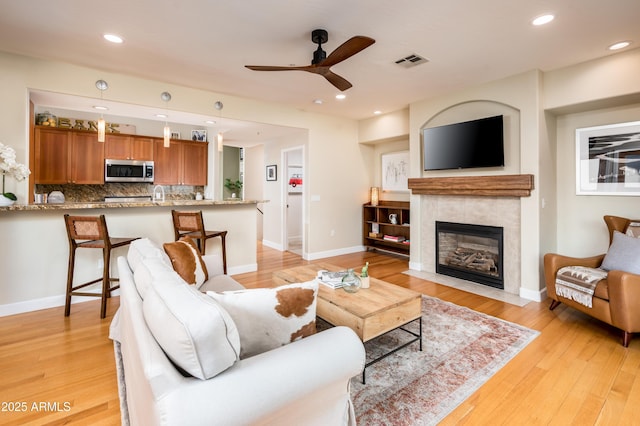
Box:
109;238;365;426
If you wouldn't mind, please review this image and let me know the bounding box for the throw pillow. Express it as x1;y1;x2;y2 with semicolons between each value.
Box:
206;281;318;359
163;237;209;287
142;279;240;380
601;230;640;275
133;257;182;299
127;237;171;273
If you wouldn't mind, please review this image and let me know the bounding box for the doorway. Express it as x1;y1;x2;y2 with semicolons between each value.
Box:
283;147;304;256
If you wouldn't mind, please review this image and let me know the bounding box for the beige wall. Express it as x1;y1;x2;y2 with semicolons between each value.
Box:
408;70;544;299
360;49;640;299
2;46;640;311
0;51;368;312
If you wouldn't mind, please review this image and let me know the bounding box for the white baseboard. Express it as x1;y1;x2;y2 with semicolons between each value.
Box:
1;262;258;316
0;292;111;317
228;263;258;275
305;245;365;261
262;239;283;251
408;261;423;271
520;286;545;302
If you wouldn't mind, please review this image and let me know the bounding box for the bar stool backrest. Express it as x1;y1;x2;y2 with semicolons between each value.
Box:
172;211;204;234
64;215;109;244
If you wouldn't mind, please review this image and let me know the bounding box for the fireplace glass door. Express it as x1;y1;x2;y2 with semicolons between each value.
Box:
436;221;504;289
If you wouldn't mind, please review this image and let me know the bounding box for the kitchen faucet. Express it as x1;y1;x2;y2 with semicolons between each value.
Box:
153;185;165;202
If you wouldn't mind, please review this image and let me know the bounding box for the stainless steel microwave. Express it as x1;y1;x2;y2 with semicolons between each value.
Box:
105;159;154;183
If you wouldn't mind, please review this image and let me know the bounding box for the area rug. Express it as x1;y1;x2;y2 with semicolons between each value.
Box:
346;295;539;425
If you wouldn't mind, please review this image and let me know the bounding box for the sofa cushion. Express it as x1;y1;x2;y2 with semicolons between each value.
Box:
127;238;171;273
142;279;240;380
207;281;318;359
200;274;246;292
601;231;640;275
163;237;209;287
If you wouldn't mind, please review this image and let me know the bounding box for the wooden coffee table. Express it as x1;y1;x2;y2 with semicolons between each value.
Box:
273;263;422;383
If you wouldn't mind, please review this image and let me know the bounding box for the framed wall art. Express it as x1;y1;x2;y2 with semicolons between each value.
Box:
287;166;303;193
266;164;277;181
381;151;410;192
191;130;207;142
576;121;640;196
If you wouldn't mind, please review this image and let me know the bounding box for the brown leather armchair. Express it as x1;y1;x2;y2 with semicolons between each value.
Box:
544;215;640;347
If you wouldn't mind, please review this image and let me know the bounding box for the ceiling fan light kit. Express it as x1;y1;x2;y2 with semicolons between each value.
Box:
245;29;375;91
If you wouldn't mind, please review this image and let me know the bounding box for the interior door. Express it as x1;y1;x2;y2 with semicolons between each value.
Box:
284;147;303;255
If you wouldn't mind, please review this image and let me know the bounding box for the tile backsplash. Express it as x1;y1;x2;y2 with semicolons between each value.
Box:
35;183;204;202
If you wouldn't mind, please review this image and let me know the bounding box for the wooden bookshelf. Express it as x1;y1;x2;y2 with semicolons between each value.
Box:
363;201;410;256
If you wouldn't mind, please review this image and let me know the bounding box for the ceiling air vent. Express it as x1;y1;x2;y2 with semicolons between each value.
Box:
394;53;429;68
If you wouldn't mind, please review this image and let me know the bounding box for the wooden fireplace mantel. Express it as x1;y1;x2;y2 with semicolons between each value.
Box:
407;174;534;197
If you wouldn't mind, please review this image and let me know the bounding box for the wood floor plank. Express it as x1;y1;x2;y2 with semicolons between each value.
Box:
1;243;639;425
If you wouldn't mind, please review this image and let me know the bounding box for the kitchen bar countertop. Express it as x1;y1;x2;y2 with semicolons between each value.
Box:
0;198;266;212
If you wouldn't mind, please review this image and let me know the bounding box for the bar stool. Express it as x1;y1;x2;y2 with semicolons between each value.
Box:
171;210;228;273
64;214;140;318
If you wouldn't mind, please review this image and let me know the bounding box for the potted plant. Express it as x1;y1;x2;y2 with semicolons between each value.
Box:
0;143;30;206
224;178;243;199
360;262;370;289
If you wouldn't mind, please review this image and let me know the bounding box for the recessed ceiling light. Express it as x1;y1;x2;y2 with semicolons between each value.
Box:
313;99;323;105
608;41;631;51
335;94;346;100
205;120;216;124
155;113;167;119
374;110;382;115
93;105;108;111
103;34;124;44
532;14;554;26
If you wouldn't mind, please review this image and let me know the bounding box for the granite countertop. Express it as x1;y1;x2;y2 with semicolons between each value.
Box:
0;199;266;212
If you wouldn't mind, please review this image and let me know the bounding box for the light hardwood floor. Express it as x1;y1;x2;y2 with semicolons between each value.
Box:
1;244;639;425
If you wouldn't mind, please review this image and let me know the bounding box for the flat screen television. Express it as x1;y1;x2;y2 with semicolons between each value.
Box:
422;115;504;171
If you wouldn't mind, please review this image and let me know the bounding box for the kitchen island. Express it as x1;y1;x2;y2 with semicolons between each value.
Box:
0;199;264;316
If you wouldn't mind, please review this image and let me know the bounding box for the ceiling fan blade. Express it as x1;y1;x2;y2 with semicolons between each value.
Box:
321;36;375;67
245;65;311;72
323;70;353;91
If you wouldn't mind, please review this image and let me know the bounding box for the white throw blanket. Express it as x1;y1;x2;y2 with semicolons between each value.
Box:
555;266;608;308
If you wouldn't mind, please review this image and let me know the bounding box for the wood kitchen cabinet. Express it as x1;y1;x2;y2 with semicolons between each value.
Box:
34;127;104;184
105;134;154;160
34;127;69;184
153;139;208;185
70;132;104;184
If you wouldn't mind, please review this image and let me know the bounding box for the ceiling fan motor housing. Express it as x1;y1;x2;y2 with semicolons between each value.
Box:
311;29;328;64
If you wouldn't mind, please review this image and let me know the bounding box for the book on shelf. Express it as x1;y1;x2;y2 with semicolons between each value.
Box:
383;234;405;242
316;270;347;288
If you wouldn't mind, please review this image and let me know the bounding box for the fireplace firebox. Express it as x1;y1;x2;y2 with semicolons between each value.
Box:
435;221;504;289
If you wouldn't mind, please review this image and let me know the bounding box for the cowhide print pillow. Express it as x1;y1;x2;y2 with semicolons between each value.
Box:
207;281;318;359
163;237;209;287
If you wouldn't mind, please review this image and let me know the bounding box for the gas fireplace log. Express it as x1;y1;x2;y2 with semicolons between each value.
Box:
446;248;498;273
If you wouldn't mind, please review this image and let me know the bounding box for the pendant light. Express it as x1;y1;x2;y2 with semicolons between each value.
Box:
161;91;172;148
214;100;224;152
95;80;108;142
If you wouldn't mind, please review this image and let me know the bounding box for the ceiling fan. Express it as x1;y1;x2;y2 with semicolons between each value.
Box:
245;29;375;91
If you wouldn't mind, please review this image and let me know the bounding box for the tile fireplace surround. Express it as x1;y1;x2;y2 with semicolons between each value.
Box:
408;175;534;296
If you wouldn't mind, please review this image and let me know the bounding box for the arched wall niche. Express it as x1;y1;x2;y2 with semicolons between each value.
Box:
419;100;521;175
